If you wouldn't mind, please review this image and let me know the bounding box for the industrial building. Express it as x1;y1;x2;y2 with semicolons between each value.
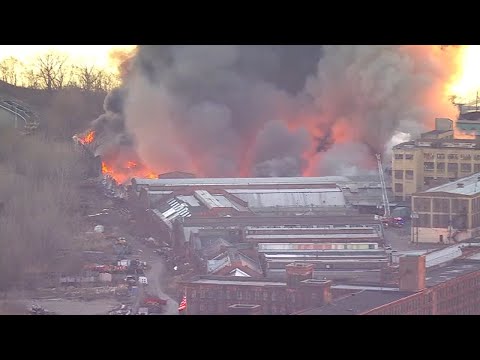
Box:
392;118;480;201
179;214;389;282
179;263;332;315
180;243;480;315
411;172;480;243
297;248;480;315
129;175;396;230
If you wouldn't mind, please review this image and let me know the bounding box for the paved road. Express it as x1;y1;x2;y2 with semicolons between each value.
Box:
130;238;178;315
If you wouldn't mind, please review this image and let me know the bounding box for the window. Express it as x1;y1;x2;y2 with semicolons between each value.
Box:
405;154;414;160
191;290;197;299
432;214;450;228
433;198;449;213
200;290;206;299
395;154;404;160
474;164;480;172
237;290;242;300
394;183;403;192
461;154;472;161
395;170;403;179
424;162;434;171
424;153;434;160
448;154;459;160
437;154;445;160
436;163;445;172
475;154;480;161
424;177;434;186
418;213;431;227
413;197;431;212
451;199;468;213
448;163;458;172
200;304;206;312
263;291;268;300
461;163;472;172
405;170;414;180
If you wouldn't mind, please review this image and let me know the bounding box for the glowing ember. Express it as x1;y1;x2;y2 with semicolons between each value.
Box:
101;160;158;184
79;130;95;145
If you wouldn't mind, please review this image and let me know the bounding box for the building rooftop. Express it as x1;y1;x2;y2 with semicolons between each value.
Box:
184;276;286;287
425;259;480;287
421;172;480;196
183;215;382;227
296;290;411;315
394;138;480;150
132;176;350;187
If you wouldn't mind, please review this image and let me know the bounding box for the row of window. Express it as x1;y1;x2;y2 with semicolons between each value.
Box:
424;153;480;161
395;153;480;161
394;170;414;180
192;288;286;302
394;154;415;160
423;162;478;172
412;197;468;213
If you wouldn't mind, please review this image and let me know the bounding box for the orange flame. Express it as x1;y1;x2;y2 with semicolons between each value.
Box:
79;130;95;145
448;45;480;102
101;161;158;184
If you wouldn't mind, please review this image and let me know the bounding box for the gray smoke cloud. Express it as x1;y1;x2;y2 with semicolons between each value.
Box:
90;45;457;179
252;121;310;177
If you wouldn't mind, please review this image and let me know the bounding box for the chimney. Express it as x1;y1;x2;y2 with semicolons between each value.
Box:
399;255;426;292
285;263;314;289
227;304;262;315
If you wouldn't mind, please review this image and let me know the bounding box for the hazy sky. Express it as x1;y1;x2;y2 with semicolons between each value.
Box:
0;45;136;72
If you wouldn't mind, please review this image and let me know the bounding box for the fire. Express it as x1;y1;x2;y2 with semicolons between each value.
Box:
101;161;158;184
78;130;95;145
448;45;480;102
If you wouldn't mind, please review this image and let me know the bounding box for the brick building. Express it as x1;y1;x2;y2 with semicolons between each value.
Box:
179;263;332;315
296;253;480;315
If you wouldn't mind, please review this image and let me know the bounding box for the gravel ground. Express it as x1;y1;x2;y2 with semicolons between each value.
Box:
24;298;120;315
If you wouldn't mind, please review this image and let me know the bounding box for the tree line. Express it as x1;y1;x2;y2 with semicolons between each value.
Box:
0;50;121;93
0;127;88;291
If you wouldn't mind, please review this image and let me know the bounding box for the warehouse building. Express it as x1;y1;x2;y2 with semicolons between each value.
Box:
392;118;480;201
180;244;480;315
411;172;480;243
130;175;396;217
297;250;480;315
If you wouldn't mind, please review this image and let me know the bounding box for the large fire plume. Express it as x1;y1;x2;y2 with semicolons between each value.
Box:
101;160;157;184
85;45;480;180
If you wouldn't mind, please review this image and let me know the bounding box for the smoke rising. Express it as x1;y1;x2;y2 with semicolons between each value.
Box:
90;45;459;180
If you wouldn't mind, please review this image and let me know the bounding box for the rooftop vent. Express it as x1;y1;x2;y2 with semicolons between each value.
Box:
457;183;465;188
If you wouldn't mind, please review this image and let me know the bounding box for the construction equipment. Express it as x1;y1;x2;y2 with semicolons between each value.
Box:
376;154;404;228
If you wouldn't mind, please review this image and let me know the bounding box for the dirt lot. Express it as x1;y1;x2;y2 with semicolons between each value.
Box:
26;298;121;315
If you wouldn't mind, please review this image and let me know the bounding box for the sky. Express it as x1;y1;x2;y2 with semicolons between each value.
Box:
0;45;136;73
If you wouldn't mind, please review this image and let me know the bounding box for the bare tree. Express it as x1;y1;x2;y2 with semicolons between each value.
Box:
0;57;23;86
76;65;101;92
0;131;87;290
35;51;68;91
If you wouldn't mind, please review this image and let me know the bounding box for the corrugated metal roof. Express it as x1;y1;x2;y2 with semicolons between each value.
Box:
213;195;239;210
133;176;350;187
424;172;480;195
194;190;225;209
176;195;201;207
247;233;380;239
227;188;341;194
229;190;346;208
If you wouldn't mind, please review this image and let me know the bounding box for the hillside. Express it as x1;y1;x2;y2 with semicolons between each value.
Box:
0;80;106;139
